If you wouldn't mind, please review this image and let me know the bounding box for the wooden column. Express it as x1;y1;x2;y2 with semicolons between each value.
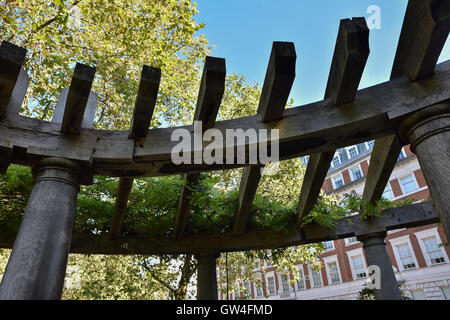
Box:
196;252;219;300
397;102;450;239
358;232;402;300
0;157;81;299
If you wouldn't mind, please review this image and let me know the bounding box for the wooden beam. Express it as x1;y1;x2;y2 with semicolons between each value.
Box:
172;56;226;239
129;65;161;139
257;41;296;122
0;60;448;176
109;66;161;237
60;63;96;135
362;135;402;204
297;18;369;224
363;0;449;204
109;177;134;238
391;0;450;81
232;42;296;235
0;41;27;119
0;202;437;255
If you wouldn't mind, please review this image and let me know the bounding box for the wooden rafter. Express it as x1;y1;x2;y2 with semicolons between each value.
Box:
297;18;369;224
362;0;450;205
172;56;226;239
0;60;448;176
232;41;296;235
110;65;161;238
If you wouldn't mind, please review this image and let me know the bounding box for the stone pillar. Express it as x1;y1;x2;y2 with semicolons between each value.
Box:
0;157;81;300
397;102;450;240
196;252;219;300
358;232;402;300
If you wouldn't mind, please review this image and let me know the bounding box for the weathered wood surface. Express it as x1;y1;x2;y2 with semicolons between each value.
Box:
297;18;369;223
0;60;448;177
0;41;27;119
110;177;134;238
52;88;97;129
0;158;80;299
232;42;296;235
60;63;96;135
196;253;219;300
129;65;161;139
0;201;437;255
391;0;450;81
172;56;226;239
363;0;450;205
362;135;402;204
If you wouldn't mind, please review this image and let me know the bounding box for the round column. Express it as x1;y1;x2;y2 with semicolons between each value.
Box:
0;157;81;299
397;102;450;240
358;232;402;300
196;252;219;300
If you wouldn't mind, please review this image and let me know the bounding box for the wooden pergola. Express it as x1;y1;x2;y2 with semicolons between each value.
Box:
0;0;449;300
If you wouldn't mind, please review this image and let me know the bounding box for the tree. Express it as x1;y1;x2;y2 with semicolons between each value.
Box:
1;0;209;128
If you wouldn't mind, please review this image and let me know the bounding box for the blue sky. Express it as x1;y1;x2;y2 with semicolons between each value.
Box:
194;0;450;106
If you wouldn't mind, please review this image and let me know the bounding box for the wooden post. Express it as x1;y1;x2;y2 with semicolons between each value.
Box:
0;157;81;299
357;232;402;300
397;102;450;239
196;252;219;300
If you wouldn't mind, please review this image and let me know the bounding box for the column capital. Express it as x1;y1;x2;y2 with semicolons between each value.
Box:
32;157;81;187
397;101;450;152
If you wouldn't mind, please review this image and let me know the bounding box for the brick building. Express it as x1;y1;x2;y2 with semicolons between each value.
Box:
218;141;450;300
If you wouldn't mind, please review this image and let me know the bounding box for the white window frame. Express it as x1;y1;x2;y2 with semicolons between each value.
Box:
255;281;263;297
279;273;291;293
331;173;344;190
323;255;342;285
365;140;374;150
346;248;368;280
266;274;276;296
389;235;419;271
331;152;342;168
345;145;359;159
414;228;449;267
345;237;359;245
323;240;335;252
296;266;306;291
350;164;363;181
382;182;394;200
398;174;419;195
308;265;323;288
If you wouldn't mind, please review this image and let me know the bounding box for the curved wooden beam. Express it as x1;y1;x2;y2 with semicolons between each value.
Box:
0;202;438;255
0;60;449;178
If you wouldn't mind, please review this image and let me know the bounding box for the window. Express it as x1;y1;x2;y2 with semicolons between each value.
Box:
244;282;251;298
346;145;359;159
441;287;450;300
345;237;358;245
350;255;367;279
300;156;309;166
281;274;290;293
326;261;341;284
382;183;394;200
233;291;240;300
365;140;374;150
310;268;323;288
400;174;419;194
350;166;363;181
323;241;334;251
397;148;406;161
267;276;275;295
332;154;341;168
395;243;416;270
422;236;445;265
256;284;263;297
332;174;344;189
296;269;305;291
411;289;426;300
